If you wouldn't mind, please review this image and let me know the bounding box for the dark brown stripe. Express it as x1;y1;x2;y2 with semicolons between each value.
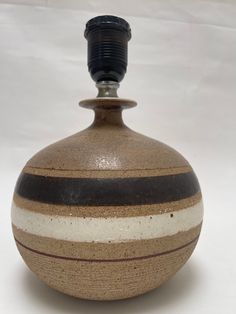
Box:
15;171;200;206
13;192;202;217
14;235;199;263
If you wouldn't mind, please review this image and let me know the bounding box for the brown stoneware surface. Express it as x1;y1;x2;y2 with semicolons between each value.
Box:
11;98;203;300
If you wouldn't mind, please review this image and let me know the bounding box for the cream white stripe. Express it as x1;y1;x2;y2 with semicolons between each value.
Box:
11;201;203;243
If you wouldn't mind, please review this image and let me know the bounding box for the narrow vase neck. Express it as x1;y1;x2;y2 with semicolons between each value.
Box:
79;81;137;128
92;108;124;127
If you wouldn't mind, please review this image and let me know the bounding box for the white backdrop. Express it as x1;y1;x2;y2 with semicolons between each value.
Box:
1;1;236;313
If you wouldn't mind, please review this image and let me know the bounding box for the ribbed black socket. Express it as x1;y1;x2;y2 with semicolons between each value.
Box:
84;15;131;83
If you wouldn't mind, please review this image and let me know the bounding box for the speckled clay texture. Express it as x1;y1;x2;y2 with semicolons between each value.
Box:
12;98;203;300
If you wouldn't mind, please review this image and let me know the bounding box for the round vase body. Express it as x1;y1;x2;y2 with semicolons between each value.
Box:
11;100;203;300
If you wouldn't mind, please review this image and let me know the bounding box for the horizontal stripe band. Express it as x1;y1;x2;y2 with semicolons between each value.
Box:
15;235;199;262
23;165;192;178
15;171;200;206
12;223;202;260
13;192;202;217
11;201;203;242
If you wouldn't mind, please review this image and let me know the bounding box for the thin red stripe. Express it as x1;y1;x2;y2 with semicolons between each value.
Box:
14;235;199;263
